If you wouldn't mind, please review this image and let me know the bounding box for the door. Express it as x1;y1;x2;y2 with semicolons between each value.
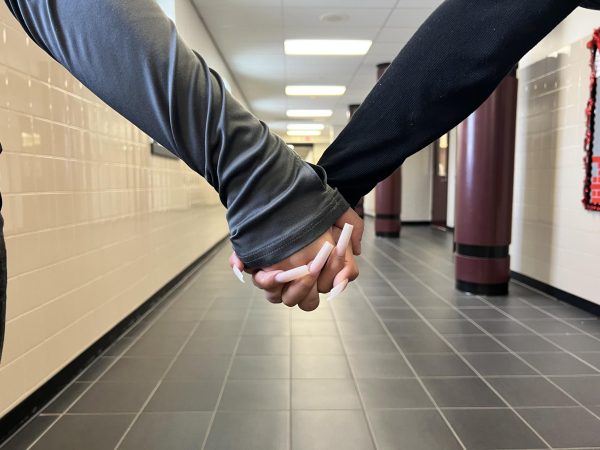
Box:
431;135;449;228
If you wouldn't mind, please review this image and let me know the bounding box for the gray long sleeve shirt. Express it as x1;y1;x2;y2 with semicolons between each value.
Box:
4;0;349;268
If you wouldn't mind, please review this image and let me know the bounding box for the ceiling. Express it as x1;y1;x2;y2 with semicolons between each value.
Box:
192;0;444;142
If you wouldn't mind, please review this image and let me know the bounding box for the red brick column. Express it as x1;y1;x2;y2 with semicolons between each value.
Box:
375;63;402;238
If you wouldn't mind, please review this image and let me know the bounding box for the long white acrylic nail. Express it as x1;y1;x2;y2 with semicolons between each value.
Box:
309;242;334;275
327;279;348;301
336;223;354;256
275;265;310;283
232;266;245;283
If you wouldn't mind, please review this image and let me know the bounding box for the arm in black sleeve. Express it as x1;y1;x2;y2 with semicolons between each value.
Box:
318;0;583;206
4;0;349;267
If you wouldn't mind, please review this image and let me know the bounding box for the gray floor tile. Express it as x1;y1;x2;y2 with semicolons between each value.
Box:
407;354;475;377
291;320;338;336
443;409;546;450
0;416;57;450
145;381;221;412
219;380;289;410
460;309;510;320
30;414;134;450
342;335;399;354
292;355;352;379
42;382;91;414
520;352;600;375
124;336;188;357
292;336;344;355
143;319;197;337
445;335;508;353
292;410;375;450
165;355;230;380
77;357;117;382
229;355;289;379
376;307;421;320
422;378;504;407
463;353;537;375
348;353;413;378
368;409;462;450
383;319;433;336
521;319;581;334
418;308;465;320
243;319;290;336
518;407;600;448
205;411;289;450
486;377;577;407
181;336;238;355
494;334;561;352
550;375;600;405
358;378;433;409
236;336;290;355
369;296;409;307
193;320;243;337
119;412;211;450
69;381;156;413
545;333;600;352
577;352;600;369
100;357;171;382
427;319;483;335
337;319;386;336
292;379;361;409
475;320;532;335
103;337;135;356
393;334;453;353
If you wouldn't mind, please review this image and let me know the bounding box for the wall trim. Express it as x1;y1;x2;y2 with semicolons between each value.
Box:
511;271;600;316
0;237;227;445
402;221;432;226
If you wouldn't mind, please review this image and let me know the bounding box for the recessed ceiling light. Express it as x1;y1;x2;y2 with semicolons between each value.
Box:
287;109;333;118
287;130;322;136
284;40;372;56
286;85;346;96
320;13;350;23
287;124;325;131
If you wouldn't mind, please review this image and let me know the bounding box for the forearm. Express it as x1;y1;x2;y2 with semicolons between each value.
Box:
319;0;581;206
4;0;349;267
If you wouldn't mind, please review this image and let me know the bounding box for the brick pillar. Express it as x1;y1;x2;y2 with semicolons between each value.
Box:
375;63;402;238
455;71;518;295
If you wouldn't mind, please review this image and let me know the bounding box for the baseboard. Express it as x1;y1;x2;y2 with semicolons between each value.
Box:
511;271;600;317
401;221;432;226
0;237;227;445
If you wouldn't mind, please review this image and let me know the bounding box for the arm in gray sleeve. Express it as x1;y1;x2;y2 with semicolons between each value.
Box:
4;0;349;267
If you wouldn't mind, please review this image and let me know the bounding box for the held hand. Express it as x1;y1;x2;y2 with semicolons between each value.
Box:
229;208;363;310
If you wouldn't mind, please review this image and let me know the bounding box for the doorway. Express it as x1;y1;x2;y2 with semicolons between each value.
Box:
431;134;449;229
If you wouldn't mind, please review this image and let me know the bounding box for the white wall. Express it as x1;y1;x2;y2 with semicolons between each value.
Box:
512;7;600;305
0;1;230;418
363;146;433;222
446;129;457;228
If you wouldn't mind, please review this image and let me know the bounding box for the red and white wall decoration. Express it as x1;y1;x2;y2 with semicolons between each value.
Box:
584;28;600;211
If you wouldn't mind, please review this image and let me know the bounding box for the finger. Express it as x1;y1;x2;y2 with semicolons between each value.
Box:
252;270;284;291
275;265;310;283
309;241;334;276
229;251;245;283
327;279;349;301
317;230;352;293
281;274;317;308
335;223;353;257
297;283;320;311
334;209;364;255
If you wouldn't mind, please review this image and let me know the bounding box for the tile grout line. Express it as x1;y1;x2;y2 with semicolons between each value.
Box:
17;248;221;450
371;241;600;426
360;252;553;450
199;290;256;450
350;281;468;450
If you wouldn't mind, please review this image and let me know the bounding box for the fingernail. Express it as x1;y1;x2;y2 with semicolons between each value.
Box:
232;266;245;283
309;242;334;275
336;223;354;257
275;265;310;283
327;279;348;301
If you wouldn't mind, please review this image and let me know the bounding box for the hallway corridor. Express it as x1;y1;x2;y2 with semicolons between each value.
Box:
3;224;600;450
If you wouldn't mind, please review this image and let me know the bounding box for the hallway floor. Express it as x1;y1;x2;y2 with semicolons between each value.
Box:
2;224;600;450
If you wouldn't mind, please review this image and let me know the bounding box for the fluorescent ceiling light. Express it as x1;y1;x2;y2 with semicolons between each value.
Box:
287;130;322;136
285;39;372;56
287;109;333;118
287;124;325;131
286;85;346;96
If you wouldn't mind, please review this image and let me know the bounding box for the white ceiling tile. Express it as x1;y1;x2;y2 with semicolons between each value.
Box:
395;0;444;8
283;8;391;29
284;26;380;40
284;0;397;7
377;27;417;43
